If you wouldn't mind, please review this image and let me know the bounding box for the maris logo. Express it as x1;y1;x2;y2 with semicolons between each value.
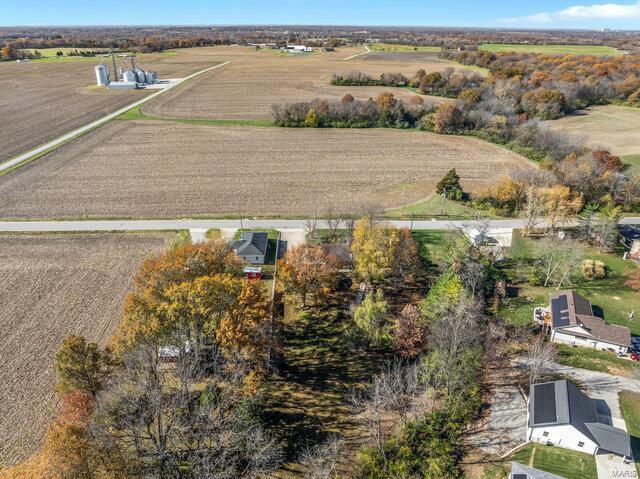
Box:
611;471;638;478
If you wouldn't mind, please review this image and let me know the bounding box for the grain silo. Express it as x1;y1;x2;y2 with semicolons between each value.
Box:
145;71;158;84
134;68;147;83
122;69;137;83
94;64;110;86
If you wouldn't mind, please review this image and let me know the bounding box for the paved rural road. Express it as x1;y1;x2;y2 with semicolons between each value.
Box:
1;217;640;233
0;61;231;174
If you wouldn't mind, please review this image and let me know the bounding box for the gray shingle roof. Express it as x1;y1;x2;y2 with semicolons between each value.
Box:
585;422;633;457
511;462;566;479
549;290;631;348
231;232;268;256
529;380;632;457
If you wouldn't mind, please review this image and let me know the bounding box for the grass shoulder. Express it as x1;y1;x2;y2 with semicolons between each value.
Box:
619;391;640;476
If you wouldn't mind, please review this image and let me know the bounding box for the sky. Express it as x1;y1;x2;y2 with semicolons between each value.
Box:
2;0;640;29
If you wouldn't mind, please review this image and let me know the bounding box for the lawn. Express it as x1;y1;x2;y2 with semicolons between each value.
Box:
502;232;640;335
505;443;597;479
385;192;500;220
369;43;441;53
556;344;639;376
263;304;390;475
619;391;640;474
479;43;622;56
624;155;640;175
411;230;458;268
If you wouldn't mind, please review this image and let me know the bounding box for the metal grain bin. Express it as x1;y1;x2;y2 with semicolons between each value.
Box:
94;64;110;86
122;69;137;83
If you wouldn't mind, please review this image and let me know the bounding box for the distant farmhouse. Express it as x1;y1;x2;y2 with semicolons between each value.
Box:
285;44;313;53
535;290;631;354
231;231;268;265
528;380;632;459
510;462;565;479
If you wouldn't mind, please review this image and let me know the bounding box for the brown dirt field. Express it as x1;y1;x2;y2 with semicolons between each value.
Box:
542;105;640;156
142;47;459;120
0;120;533;219
0;46;247;163
0;232;170;465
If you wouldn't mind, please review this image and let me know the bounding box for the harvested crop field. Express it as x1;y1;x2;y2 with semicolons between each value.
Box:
542;105;640;156
0;120;532;219
142;49;458;120
0;46;243;163
0;232;170;465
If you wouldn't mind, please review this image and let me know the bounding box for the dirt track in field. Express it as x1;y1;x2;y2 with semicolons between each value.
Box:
0;46;244;163
142;47;459;120
0;120;532;219
0;232;169;465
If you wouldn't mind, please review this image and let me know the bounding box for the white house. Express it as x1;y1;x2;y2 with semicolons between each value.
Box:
539;290;631;354
527;380;632;459
231;231;269;265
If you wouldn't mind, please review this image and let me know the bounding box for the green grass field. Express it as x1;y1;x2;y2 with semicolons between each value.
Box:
556;344;639;376
369;43;441;53
624;155;640;174
500;443;597;479
385;193;499;220
619;391;640;475
16;48;176;63
502;231;640;335
479;43;622;56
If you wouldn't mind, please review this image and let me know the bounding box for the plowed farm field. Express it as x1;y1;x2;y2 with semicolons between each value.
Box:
0;120;532;219
0;232;169;465
0;46;251;163
142;47;460;120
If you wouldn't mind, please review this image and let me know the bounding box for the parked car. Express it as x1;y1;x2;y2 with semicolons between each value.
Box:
631;352;640;362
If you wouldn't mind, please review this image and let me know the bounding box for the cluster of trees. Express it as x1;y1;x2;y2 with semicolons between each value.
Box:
345;231;496;477
411;67;483;98
0;43;40;60
477;151;638;219
330;71;408;87
272;93;431;129
2;240;283;479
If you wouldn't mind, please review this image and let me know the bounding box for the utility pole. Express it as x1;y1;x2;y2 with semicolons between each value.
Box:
440;189;446;216
235;193;244;231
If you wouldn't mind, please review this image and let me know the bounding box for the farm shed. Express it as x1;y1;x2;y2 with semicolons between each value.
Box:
231;232;268;264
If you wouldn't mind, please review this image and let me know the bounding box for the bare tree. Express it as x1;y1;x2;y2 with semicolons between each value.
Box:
304;213;318;239
326;208;341;241
341;213;357;244
299;435;344;479
535;238;583;289
92;346;281;479
349;360;425;472
522;336;558;385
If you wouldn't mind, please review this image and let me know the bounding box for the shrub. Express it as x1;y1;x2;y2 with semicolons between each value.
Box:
581;259;606;279
436;169;464;201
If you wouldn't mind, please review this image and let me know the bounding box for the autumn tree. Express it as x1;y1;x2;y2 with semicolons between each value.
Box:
542;185;582;231
393;304;427;358
277;244;341;306
352;218;419;286
535;238;583;289
56;335;115;397
433;103;464;134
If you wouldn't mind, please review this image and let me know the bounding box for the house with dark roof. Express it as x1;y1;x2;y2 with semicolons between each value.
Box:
527;380;632;459
546;290;631;354
231;232;269;265
510;462;565;479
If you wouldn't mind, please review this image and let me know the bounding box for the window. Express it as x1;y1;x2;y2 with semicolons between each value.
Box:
542;431;549;437
578;441;584;447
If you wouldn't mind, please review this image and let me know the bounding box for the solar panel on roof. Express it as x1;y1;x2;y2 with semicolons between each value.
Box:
512;475;527;479
551;295;570;327
534;382;557;424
